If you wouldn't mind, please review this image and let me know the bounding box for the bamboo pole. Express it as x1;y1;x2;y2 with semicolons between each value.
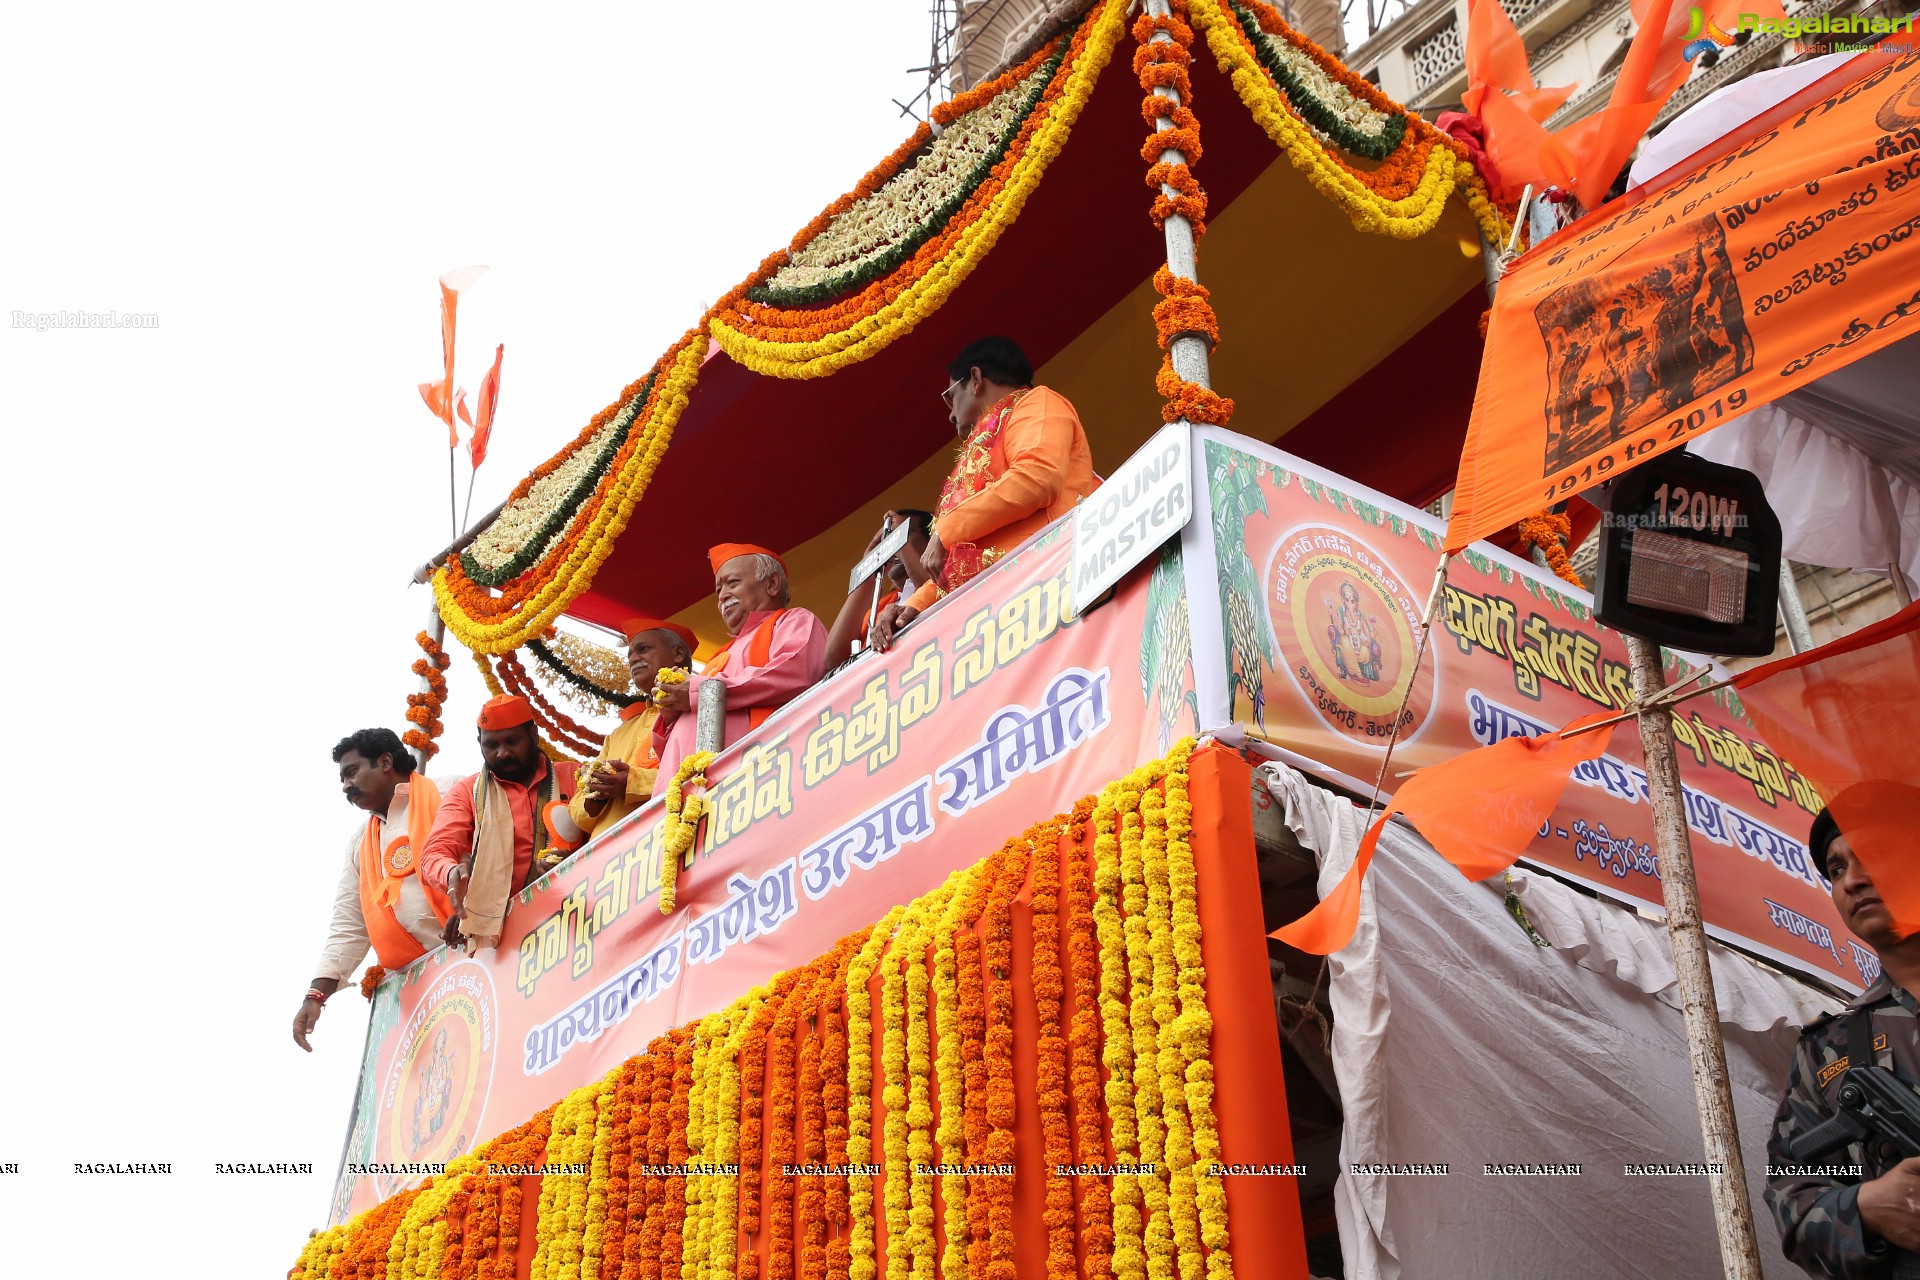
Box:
1625;634;1764;1280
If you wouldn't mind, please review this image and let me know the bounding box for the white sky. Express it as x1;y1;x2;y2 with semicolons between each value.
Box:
2;2;928;1271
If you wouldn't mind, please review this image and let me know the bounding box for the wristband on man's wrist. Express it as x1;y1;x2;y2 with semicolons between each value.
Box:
305;987;330;1005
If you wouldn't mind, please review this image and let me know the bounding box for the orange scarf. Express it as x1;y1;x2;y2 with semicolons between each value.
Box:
355;776;449;969
704;608;788;731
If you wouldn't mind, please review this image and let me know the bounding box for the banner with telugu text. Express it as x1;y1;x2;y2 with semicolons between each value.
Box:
329;519;1201;1223
1445;45;1920;550
1192;427;1861;995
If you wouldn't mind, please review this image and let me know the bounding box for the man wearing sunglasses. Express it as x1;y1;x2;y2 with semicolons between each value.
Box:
871;336;1096;651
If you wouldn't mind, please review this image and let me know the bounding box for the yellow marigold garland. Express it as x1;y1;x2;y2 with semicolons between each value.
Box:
1094;781;1146;1280
660;751;717;914
292;742;1251;1280
846;905;907;1280
931;867;981;1280
709;0;1129;379
1188;0;1507;244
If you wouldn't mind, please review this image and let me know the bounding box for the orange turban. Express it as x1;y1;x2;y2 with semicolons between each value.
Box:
709;542;786;576
620;615;699;653
477;694;534;731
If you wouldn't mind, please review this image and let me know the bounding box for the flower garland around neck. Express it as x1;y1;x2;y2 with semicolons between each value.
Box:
404;629;452;759
659;751;717;914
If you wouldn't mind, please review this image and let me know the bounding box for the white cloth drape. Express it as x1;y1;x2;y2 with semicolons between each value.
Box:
1259;761;1842;1280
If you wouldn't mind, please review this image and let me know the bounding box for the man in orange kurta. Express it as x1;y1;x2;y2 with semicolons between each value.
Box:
873;336;1096;650
420;695;580;952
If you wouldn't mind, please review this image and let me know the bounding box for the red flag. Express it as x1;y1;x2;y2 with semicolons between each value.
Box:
1274;712;1617;954
458;343;504;470
1734;602;1920;936
418;265;487;448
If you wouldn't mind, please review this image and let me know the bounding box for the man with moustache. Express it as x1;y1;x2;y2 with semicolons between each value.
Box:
872;336;1096;651
420;695;580;954
567;616;698;843
1767;786;1920;1277
652;542;827;783
294;727;450;1051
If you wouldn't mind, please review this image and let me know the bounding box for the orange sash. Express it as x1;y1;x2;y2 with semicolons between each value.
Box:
703;608;788;731
355;776;451;969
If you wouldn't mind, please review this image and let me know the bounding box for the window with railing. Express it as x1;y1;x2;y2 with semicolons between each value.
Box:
1410;15;1463;93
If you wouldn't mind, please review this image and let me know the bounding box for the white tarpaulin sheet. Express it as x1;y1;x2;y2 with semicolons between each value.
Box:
1259;761;1842;1280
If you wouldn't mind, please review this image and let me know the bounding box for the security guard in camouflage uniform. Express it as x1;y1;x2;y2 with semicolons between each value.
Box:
1767;805;1920;1277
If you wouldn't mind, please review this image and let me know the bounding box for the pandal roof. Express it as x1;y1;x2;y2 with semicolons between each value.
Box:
433;0;1509;661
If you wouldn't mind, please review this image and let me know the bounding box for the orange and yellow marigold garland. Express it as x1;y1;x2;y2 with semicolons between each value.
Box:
405;629;453;759
1062;796;1116;1280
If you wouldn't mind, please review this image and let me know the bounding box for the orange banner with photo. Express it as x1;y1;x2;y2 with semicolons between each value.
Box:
1446;46;1920;552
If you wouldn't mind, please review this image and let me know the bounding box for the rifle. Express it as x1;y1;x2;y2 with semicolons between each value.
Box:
1788;1062;1920;1278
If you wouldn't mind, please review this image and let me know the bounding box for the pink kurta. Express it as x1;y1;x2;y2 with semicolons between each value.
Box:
655;607;829;783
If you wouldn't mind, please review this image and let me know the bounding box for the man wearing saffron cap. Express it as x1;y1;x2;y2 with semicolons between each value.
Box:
419;695;581;953
293;727;451;1051
873;336;1097;651
567;617;696;843
653;543;828;783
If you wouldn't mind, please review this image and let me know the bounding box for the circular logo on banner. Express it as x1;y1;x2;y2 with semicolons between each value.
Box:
376;959;497;1198
1878;62;1920;131
1267;525;1434;745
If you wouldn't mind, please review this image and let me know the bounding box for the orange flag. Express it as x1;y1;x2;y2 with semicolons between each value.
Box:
1461;0;1573;199
458;343;504;470
417;265;487;448
1733;602;1920;935
1274;712;1618;954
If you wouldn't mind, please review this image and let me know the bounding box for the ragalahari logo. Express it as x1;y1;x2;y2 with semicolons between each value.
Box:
1683;7;1739;60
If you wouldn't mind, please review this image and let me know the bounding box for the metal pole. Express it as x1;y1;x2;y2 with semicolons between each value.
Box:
1146;0;1211;393
695;680;728;756
1625;634;1765;1280
1778;560;1815;655
412;601;448;769
861;513;896;658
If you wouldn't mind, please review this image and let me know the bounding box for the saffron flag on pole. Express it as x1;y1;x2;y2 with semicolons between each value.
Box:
417;265;487;448
1461;0;1574;200
1733;601;1920;935
458;343;504;470
1273;712;1618;954
1444;46;1920;553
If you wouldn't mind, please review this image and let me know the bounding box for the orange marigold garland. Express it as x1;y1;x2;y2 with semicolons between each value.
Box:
1516;511;1583;587
957;843;1004;1279
981;826;1037;1280
498;650;605;755
1137;2;1235;429
1063;797;1116;1280
405;630;453;759
1030;814;1080;1280
767;970;805;1280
